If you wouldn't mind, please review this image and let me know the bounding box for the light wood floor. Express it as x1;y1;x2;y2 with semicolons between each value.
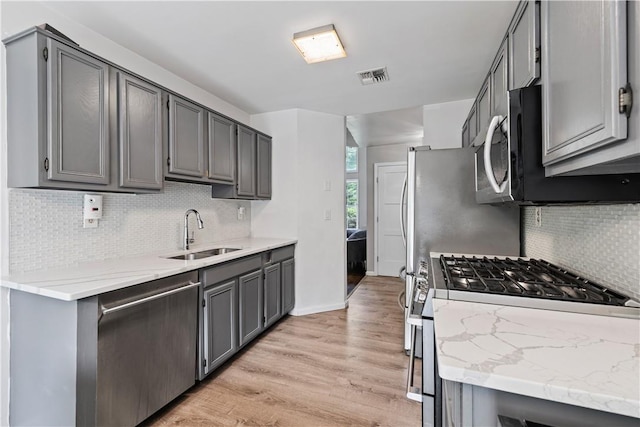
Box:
145;276;421;427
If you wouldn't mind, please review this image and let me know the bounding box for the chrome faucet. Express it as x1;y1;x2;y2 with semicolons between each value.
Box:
184;209;204;250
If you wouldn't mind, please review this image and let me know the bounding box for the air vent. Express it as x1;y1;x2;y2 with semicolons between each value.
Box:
357;67;389;85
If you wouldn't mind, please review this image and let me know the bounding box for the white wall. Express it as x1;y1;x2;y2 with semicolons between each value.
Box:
0;3;255;423
422;98;474;149
251;109;347;315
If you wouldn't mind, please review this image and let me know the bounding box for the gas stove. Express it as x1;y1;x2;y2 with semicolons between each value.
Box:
428;253;640;319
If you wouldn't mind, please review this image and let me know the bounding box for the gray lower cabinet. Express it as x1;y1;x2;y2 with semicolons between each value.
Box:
509;0;540;89
281;258;295;314
263;263;281;328
256;134;272;199
117;71;163;189
541;0;632;175
236;125;257;198
208;112;236;183
239;269;264;347
167;94;206;178
202;280;237;375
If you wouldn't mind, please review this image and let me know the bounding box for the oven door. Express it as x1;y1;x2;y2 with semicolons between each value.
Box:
475;111;514;204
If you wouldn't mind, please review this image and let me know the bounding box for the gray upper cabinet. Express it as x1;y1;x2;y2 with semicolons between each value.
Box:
490;36;509;119
203;280;237;375
468;104;478;144
476;75;491;143
117;72;163;190
168;94;205;177
509;0;540;89
541;0;630;175
256;134;272;199
281;258;295;315
236;125;257;198
47;38;110;185
238;269;263;347
263;263;281;328
208;113;236;183
461;120;470;148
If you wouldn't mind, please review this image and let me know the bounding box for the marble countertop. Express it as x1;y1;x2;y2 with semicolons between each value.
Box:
433;299;640;418
1;237;297;301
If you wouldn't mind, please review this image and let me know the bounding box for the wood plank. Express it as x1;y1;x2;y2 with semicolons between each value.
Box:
145;276;422;426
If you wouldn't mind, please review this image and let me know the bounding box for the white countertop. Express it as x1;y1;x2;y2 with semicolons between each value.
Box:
433;299;640;418
1;237;296;301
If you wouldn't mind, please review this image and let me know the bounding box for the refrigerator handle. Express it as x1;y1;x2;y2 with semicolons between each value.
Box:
400;174;407;248
483;115;509;194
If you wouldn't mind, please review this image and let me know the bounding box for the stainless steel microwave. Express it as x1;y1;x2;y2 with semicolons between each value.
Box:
475;85;640;204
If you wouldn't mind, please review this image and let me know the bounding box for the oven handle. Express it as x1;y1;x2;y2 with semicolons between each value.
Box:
406;323;423;402
483;115;509;194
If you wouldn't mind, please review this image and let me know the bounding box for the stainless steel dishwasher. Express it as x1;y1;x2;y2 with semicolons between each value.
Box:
96;271;199;426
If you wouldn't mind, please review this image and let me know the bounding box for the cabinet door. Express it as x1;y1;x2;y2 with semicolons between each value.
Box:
47;39;109;184
263;263;281;328
208;112;235;183
256;134;272;199
476;76;490;138
541;0;628;168
281;258;295;314
490;36;509;119
168;94;205;177
118;72;163;189
238;269;262;347
236;125;256;198
468;104;478;143
203;280;237;374
461;120;469;148
509;0;540;89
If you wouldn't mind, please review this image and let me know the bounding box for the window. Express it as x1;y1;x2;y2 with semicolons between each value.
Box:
346;179;358;228
346;146;358;173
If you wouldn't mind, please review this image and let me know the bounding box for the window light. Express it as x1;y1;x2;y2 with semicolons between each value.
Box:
292;24;347;64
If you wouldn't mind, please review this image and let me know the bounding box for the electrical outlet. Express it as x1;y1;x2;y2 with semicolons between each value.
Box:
534;207;542;227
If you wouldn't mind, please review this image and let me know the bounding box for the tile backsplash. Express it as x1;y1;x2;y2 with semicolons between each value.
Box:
523;204;640;301
9;182;251;274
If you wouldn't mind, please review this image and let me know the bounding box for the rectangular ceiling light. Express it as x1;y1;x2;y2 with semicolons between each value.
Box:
292;24;347;64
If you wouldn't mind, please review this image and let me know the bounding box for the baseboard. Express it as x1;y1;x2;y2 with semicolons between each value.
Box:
289;301;347;316
365;271;377;276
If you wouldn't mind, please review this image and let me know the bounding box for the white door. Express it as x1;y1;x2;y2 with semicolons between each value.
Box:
375;162;407;276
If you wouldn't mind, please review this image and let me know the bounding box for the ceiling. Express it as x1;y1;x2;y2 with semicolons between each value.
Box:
40;1;517;119
347;106;424;147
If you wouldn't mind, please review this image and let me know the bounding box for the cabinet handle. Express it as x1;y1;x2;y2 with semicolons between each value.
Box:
99;281;200;321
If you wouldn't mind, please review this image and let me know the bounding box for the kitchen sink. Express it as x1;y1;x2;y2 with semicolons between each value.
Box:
165;248;241;261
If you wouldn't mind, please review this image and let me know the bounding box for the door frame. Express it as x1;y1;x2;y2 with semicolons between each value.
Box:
373;161;407;276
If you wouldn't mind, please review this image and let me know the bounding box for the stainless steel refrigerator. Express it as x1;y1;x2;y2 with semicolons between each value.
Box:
402;146;521;422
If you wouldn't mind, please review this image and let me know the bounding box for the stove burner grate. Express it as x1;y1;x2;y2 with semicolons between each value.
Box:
440;255;630;306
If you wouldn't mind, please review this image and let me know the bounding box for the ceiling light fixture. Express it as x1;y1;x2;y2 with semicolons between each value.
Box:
292;24;347;64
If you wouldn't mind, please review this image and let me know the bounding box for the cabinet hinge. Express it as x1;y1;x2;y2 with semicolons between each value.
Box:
619;83;633;118
203;359;207;367
377;256;379;262
166;100;170;109
202;299;206;307
42;47;48;61
43;157;49;172
534;47;540;63
167;157;171;167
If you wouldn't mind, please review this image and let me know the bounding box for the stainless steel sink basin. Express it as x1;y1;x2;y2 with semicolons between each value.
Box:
166;248;240;261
